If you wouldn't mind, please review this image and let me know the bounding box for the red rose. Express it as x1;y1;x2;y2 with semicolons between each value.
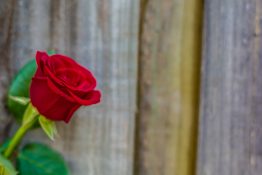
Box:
30;51;101;123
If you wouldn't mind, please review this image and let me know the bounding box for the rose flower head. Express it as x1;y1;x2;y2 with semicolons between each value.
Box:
30;51;101;123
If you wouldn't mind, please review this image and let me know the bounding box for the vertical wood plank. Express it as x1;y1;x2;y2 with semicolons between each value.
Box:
136;0;203;175
0;0;15;141
50;1;139;174
197;0;262;175
0;0;139;175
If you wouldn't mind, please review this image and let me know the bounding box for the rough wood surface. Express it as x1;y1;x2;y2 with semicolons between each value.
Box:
0;0;139;175
0;0;15;142
197;0;262;175
135;0;203;175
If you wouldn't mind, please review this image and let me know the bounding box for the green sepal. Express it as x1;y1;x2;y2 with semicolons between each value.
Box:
46;49;56;55
17;143;70;175
39;116;57;141
0;154;17;175
22;103;39;126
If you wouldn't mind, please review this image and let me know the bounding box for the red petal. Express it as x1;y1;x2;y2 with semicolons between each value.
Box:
35;51;49;75
69;90;101;106
30;78;80;122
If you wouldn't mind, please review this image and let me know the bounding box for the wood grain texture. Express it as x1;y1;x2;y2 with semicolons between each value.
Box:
135;0;203;175
0;0;139;175
197;0;262;175
0;0;15;142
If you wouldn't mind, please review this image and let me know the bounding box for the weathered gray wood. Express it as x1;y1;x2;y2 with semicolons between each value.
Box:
198;0;262;175
0;0;15;142
0;0;139;175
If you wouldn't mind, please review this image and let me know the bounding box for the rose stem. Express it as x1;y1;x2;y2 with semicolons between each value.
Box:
3;117;37;158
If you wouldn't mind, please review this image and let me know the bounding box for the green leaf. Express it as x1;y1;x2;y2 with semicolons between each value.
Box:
7;59;36;122
0;154;17;175
0;140;10;154
7;50;56;122
17;143;70;175
22;103;39;126
8;96;30;105
38;116;57;141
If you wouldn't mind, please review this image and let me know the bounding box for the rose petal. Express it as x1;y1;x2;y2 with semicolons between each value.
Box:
64;104;81;123
30;78;81;122
55;68;97;92
49;54;78;71
69;90;101;106
35;51;49;77
46;77;75;102
49;54;94;78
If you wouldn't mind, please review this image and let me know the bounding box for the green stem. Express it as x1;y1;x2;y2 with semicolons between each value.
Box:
3;117;37;158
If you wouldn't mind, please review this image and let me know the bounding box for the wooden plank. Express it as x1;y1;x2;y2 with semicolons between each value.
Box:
197;0;262;175
0;0;139;175
135;0;203;175
0;0;15;142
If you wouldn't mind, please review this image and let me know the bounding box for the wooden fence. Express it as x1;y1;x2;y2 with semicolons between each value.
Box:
0;0;261;175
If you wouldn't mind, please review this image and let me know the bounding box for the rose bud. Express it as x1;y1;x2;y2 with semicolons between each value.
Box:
30;51;101;123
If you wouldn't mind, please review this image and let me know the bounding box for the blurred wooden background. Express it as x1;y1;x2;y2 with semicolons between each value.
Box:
1;0;262;175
